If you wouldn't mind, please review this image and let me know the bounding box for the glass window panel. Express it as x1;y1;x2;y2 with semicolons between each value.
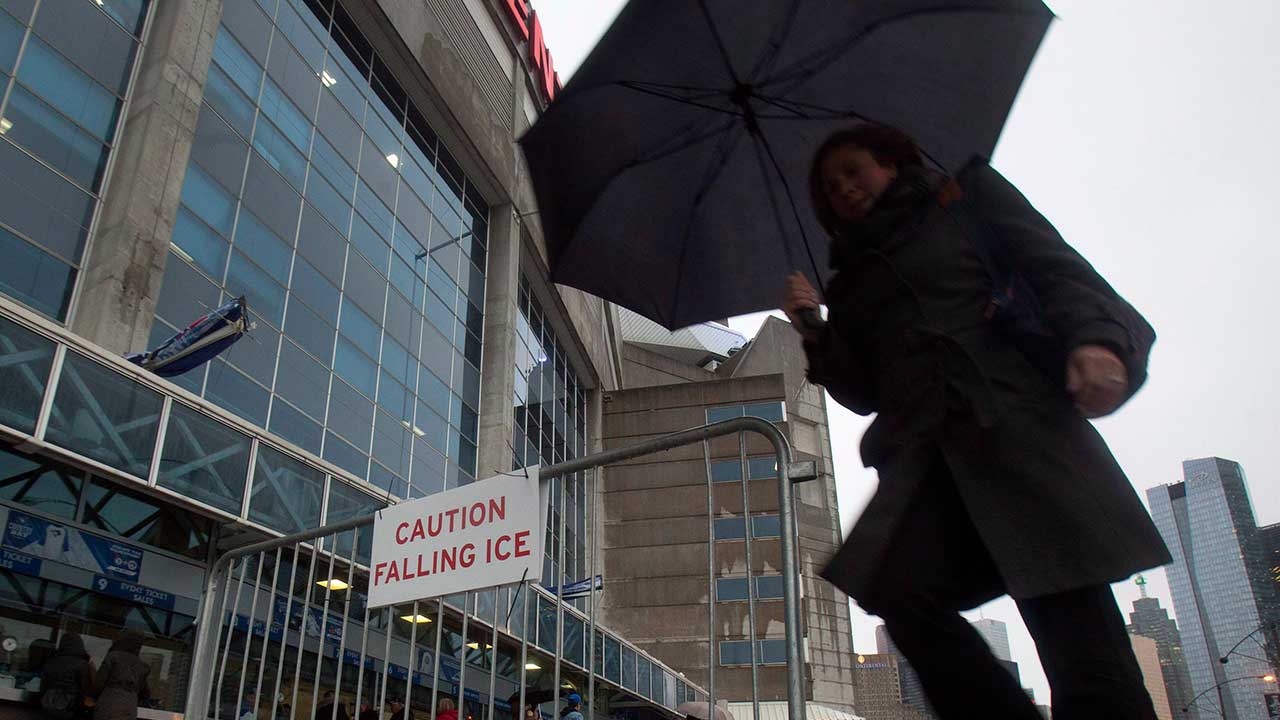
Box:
713;518;745;541
0;317;55;434
423;287;452;336
232;209;292;281
715;577;749;601
604;636;620;684
409;438;444;497
296;206;346;285
249;443;324;534
266;34;320;116
242;153;302;242
621;646;637;690
304;172;352;236
748;456;778;480
417;365;449;418
0;138;95;262
398;155;434;215
0;445;80;519
316;91;361;166
706;406;742;424
743;402;784;422
325;479;381;562
222;309;278;387
289;255;339;323
0;9;23;74
221;0;272;64
751;514;781;538
225;251;286;328
371;410;410;479
327;376;373;447
322;430;367;480
16;37;119;139
343;253;386;317
283;298;334;366
412;402;447;454
251;116;307;191
718;640;750;666
84;476;212;560
274;1;325;69
156;401;251;514
0;227;75;320
153;252;219;328
333;338;376;399
382;291;413;349
564;614;584;667
388;256;423;310
535;596;555;652
203;62;255;138
338;300;379;349
755;575;785;599
310;130;356;197
319;50;364;121
46;351;162;477
376;373;410;422
32;0;137;94
395;183;431;247
180;163;236;237
367;461;402;498
97;0;147;36
267;397;321;455
3;84;109;190
190;104;249;195
759;639;786;664
637;658;652;699
274;339;329;420
204;361;269;427
359;142;398;209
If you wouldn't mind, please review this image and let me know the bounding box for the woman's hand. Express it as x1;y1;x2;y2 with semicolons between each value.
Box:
782;271;824;343
1066;345;1128;418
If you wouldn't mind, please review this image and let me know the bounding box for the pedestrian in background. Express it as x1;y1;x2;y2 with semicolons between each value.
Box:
91;630;149;720
39;634;93;720
783;123;1169;719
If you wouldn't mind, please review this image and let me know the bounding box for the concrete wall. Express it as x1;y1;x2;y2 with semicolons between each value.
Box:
622;343;718;388
601;370;856;712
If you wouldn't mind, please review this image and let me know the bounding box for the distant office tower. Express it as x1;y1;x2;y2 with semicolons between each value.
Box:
876;625;935;718
1127;576;1199;719
1131;633;1175;720
852;654;931;720
972;618;1013;663
1148;458;1278;720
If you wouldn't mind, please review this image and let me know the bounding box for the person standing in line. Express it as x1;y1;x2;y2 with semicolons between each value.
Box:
91;629;150;720
783;123;1168;719
39;633;93;720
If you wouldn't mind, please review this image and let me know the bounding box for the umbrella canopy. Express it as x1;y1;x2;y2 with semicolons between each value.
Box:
126;296;250;376
506;688;558;709
520;0;1053;330
677;701;735;720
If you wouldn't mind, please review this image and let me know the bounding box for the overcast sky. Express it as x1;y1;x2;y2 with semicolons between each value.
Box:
531;0;1280;707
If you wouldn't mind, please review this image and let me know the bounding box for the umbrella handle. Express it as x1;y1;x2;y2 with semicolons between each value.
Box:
796;308;826;334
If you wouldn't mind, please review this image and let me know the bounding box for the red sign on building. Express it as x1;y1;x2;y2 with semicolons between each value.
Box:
502;0;562;103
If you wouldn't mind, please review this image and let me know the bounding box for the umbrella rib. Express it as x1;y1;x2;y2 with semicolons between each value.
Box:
749;125;827;299
759;5;1053;93
618;81;743;118
630;117;738;169
668;125;750;326
698;0;742;85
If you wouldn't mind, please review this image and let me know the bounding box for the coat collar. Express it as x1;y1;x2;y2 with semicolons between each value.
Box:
828;165;950;269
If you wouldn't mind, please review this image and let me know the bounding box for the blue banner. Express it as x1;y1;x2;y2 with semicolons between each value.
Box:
1;509;143;580
93;575;176;610
0;548;42;576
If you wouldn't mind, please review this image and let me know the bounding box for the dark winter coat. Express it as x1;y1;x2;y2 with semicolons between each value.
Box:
91;631;149;720
40;634;93;719
811;161;1171;610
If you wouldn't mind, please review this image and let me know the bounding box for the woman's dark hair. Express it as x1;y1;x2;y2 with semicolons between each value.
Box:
808;123;924;236
110;628;145;655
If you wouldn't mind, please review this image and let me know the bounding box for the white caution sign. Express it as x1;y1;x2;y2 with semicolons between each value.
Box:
368;467;544;609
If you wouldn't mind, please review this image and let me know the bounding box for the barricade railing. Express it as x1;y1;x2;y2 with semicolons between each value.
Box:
183;417;810;720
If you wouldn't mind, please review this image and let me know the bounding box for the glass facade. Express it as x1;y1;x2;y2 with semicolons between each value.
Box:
1148;459;1274;720
151;0;489;499
0;0;148;320
512;277;588;595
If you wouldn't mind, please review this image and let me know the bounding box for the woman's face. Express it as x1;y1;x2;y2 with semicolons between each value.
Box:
819;144;898;223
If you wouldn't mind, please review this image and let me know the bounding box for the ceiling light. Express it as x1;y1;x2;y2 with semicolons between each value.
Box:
400;614;433;624
466;642;493;650
386;153;400;168
525;662;541;671
316;578;349;591
320;70;337;87
0;118;11;135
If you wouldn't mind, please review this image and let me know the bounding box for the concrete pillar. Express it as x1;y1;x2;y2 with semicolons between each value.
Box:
70;0;222;353
476;204;522;480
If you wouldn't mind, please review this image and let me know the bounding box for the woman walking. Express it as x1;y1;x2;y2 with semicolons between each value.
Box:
783;124;1170;719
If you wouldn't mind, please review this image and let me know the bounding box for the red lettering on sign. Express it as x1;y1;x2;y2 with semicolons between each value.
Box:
503;0;529;39
513;530;531;558
374;562;388;585
395;522;410;545
490;496;506;522
460;543;476;568
494;534;512;561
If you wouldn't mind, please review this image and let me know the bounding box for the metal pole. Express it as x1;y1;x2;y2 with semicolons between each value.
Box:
769;423;805;720
487;584;500;720
518;583;530;720
739;432;761;720
554;474;566;717
289;545;322;720
701;440;716;716
458;592;472;714
330;527;362;720
216;557;251;720
234;551;266;720
429;598;444;719
587;467;598;720
309;536;342;716
405;598;422;716
253;547;285;720
270;549;304;720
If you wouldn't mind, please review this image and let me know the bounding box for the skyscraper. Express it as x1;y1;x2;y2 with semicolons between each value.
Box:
1147;458;1278;719
1127;576;1199;719
1130;633;1175;720
972;618;1013;663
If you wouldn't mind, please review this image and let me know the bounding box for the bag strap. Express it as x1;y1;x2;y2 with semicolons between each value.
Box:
943;155;1015;318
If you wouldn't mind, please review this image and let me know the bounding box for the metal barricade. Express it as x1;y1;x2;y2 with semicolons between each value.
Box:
184;417;808;720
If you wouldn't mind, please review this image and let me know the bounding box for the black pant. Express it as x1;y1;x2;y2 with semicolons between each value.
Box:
877;584;1157;720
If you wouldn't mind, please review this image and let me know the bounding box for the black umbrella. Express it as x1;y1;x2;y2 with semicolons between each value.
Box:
520;0;1053;330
